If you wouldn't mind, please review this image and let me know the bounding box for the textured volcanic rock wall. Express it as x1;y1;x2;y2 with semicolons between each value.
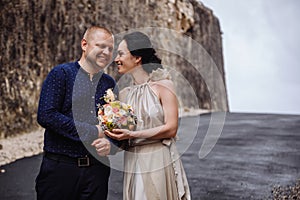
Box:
0;0;228;137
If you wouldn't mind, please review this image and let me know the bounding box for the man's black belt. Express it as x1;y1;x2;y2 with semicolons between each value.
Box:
44;152;101;167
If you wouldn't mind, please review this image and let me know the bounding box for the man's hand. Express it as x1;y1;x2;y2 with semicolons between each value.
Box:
96;125;105;138
91;137;111;156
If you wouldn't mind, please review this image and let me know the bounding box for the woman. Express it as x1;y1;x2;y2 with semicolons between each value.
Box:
105;32;191;200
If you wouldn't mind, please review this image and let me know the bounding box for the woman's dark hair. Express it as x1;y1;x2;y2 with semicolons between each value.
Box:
123;32;163;73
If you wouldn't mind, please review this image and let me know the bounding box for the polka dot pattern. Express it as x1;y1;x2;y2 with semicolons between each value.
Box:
37;61;117;157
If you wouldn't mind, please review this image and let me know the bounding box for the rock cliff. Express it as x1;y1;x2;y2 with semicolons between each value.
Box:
0;0;228;138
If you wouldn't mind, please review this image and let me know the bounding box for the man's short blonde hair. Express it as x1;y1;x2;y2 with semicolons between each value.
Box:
83;26;113;40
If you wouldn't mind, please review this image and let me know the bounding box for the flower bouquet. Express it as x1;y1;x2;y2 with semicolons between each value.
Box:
97;89;137;132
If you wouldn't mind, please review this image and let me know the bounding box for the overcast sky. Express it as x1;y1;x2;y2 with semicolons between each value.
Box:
199;0;300;115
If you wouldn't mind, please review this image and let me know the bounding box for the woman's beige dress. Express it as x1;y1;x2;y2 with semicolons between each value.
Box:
121;69;191;200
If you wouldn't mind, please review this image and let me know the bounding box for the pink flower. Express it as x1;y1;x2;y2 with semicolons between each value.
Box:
112;107;119;113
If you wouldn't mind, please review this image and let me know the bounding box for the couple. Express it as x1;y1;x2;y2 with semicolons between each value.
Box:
36;26;191;200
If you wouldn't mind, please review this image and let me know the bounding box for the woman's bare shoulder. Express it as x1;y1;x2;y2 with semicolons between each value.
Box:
150;79;175;90
150;79;176;97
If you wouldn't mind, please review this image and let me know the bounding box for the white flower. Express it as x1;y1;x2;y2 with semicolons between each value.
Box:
119;109;127;116
104;88;115;102
104;106;113;115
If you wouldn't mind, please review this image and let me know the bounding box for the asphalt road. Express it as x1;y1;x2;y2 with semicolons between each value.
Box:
1;112;300;199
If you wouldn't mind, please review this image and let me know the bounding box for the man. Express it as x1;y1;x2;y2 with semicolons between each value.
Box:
36;26;118;200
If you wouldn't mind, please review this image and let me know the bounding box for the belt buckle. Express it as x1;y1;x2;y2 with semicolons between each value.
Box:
78;156;90;167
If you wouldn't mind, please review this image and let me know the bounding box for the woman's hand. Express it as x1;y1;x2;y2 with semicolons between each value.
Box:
104;129;133;140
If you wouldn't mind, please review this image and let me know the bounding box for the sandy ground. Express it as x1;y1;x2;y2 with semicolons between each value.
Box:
0;128;44;166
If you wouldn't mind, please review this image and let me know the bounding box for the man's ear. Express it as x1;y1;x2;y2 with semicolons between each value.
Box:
81;38;87;51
